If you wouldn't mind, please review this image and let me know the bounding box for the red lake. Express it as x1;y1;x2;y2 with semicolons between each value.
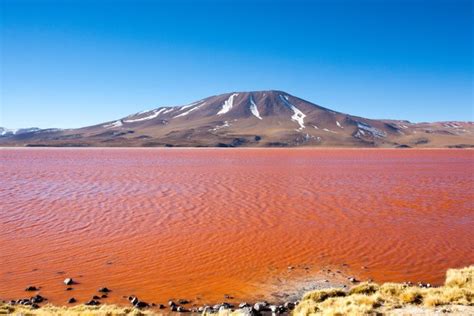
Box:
0;148;473;306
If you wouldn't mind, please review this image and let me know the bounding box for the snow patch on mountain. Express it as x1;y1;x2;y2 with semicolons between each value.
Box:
104;120;123;128
0;127;42;136
179;100;203;111
249;96;262;120
356;122;386;138
124;108;166;123
174;101;206;118
0;128;18;136
162;108;175;114
210;121;230;132
217;93;239;115
279;95;306;130
35;128;63;133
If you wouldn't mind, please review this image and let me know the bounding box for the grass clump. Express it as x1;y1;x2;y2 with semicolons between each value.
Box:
377;282;407;298
302;289;346;302
445;265;474;289
398;287;424;304
319;294;382;315
348;282;379;296
0;303;152;315
293;265;474;315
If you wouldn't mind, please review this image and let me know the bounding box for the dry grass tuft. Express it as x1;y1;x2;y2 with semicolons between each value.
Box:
302;289;346;302
445;265;474;289
398;287;424;304
378;282;407;298
293;265;474;315
0;303;153;315
293;299;320;315
348;282;379;295
293;292;381;316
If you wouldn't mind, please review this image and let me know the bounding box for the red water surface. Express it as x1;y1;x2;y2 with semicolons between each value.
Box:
0;148;473;306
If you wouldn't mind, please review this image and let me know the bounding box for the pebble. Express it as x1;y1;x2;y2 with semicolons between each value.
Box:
98;287;111;293
25;286;39;291
19;299;32;305
239;306;256;315
176;306;187;312
68;297;76;304
254;301;269;312
417;282;432;288
284;302;295;310
30;294;45;304
85;299;100;306
218;305;228;313
135;301;150;308
130;297;139;305
63;278;74;285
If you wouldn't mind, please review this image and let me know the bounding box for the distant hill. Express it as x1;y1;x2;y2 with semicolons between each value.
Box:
1;90;473;148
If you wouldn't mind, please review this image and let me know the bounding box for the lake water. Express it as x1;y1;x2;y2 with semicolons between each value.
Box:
1;148;473;306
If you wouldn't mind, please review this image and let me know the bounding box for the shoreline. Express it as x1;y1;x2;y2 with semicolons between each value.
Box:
1;266;472;315
1;146;474;150
0;270;349;313
0;260;371;312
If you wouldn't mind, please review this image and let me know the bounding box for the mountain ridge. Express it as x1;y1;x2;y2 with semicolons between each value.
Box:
1;90;473;148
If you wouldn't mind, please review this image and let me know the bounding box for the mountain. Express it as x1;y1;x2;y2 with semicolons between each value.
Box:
1;90;473;148
0;127;42;136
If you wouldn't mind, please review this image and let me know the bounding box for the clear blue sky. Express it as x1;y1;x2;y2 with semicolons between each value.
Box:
1;0;472;129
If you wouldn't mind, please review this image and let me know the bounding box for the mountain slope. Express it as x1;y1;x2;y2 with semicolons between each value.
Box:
1;90;473;147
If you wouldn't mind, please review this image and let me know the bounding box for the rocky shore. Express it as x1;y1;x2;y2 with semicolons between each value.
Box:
0;262;353;314
1;286;300;315
1;266;472;315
